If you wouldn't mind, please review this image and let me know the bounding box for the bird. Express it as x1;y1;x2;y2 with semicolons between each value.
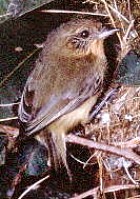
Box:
18;18;118;179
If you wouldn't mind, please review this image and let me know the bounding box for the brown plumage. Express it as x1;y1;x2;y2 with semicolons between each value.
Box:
18;18;117;178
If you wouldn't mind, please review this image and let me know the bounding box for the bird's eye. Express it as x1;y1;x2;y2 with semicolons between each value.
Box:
80;30;90;39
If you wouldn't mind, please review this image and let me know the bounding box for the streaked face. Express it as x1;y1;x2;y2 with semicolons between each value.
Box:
46;19;118;59
59;19;104;57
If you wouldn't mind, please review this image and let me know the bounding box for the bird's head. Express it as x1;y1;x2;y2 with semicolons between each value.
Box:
47;19;118;59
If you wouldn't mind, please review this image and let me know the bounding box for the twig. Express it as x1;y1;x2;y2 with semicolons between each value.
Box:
123;20;136;43
127;0;132;20
18;175;50;199
127;195;140;199
0;116;18;122
70;184;140;199
41;9;108;17
105;184;140;193
97;155;104;194
122;158;138;185
102;1;130;24
67;134;140;166
100;0;123;48
113;137;140;149
113;0;125;35
83;151;101;168
71;186;100;199
0;13;11;19
0;124;19;137
0;102;20;107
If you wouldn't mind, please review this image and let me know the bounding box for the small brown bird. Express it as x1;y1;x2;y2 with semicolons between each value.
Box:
18;18;117;178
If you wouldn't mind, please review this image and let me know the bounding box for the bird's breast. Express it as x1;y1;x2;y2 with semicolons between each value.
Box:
48;93;99;134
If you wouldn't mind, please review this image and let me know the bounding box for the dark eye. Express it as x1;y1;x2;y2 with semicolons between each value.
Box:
80;30;90;39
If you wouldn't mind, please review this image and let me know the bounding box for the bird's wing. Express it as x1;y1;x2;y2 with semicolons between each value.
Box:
18;79;87;136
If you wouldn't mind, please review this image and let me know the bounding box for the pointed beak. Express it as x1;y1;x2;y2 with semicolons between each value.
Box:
97;28;119;39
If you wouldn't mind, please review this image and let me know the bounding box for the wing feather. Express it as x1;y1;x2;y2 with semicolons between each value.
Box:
18;76;87;135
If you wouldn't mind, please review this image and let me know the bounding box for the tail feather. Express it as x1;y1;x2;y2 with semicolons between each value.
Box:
51;131;72;180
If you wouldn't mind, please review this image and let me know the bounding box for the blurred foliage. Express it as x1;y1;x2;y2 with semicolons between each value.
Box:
0;0;9;15
0;0;54;23
116;50;140;85
19;138;49;176
0;135;7;166
0;138;49;198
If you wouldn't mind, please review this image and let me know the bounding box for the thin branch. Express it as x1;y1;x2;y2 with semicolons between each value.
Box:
123;20;136;42
102;1;130;24
41;9;108;17
112;137;140;149
0;13;11;19
67;134;140;166
70;186;100;199
127;0;132;20
70;184;140;199
0;116;18;122
0;102;20;107
100;0;123;48
0;124;19;137
122;158;138;185
18;175;50;199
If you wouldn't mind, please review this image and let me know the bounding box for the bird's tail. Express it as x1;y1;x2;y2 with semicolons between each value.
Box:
51;131;72;180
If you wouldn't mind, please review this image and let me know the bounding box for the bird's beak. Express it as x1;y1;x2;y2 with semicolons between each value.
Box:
97;28;119;39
